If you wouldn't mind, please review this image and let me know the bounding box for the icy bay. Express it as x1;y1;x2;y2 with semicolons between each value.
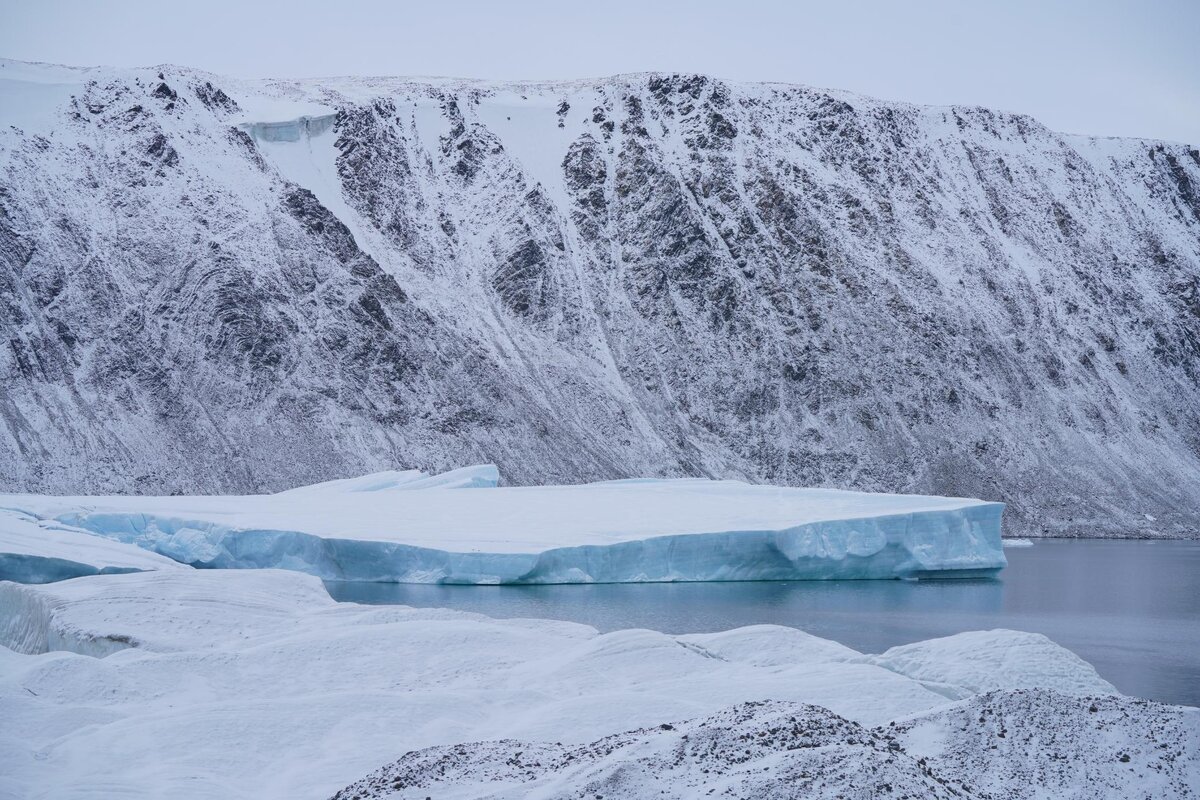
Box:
2;472;1197;798
330;538;1200;707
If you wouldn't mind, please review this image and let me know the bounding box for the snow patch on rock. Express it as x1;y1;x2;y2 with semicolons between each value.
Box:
332;692;1199;799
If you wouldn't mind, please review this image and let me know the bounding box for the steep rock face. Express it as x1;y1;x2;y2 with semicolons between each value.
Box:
1;61;1198;535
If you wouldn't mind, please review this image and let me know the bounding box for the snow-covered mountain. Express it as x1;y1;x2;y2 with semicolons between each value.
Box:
2;59;1198;536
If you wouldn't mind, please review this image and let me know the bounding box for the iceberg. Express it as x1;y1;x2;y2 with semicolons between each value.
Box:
0;466;1005;583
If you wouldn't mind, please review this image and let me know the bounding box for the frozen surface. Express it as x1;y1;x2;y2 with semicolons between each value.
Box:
0;508;186;584
0;466;1005;583
0;60;90;134
0;568;1129;800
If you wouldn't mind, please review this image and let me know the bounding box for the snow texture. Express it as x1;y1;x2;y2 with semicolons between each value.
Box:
2;60;1199;537
866;629;1114;700
333;692;1200;800
0;466;1005;582
891;690;1200;799
0;568;1138;800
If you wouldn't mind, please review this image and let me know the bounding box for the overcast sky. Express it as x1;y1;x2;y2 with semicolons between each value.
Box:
2;0;1197;143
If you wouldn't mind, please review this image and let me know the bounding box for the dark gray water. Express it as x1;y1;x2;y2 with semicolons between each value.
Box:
325;539;1200;707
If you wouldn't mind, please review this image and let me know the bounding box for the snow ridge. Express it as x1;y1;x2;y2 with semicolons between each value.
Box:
332;692;1200;799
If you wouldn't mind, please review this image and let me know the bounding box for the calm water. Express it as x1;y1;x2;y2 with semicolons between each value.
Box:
325;539;1200;707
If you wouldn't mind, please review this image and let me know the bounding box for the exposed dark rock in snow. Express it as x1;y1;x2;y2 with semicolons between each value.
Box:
1;61;1199;536
891;690;1200;799
331;691;1200;799
331;701;968;800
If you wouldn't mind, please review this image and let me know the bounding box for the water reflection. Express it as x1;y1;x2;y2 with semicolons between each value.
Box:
326;539;1200;707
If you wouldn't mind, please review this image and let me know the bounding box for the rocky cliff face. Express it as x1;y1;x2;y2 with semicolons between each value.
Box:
2;60;1198;535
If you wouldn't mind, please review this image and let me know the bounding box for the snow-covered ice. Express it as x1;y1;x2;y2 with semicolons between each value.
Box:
0;466;1005;583
0;508;186;584
0;567;1128;800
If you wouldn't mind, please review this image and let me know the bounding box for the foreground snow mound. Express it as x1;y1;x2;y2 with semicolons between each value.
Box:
0;569;331;656
1;467;1005;582
0;508;185;584
868;629;1116;699
332;701;963;800
0;569;1118;800
333;692;1200;799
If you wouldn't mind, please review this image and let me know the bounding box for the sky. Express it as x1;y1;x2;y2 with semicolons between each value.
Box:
1;0;1197;143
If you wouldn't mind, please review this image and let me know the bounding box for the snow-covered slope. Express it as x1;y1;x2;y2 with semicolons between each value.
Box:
334;693;1200;800
0;466;1005;582
892;690;1200;799
0;569;1128;800
2;60;1199;536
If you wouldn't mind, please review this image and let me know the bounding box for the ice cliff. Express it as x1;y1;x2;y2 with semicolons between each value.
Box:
0;507;185;584
0;466;1005;583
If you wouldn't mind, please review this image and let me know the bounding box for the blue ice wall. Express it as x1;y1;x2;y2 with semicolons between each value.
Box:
46;503;1005;583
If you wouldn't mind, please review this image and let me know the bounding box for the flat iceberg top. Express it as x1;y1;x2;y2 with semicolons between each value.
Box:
2;465;998;555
